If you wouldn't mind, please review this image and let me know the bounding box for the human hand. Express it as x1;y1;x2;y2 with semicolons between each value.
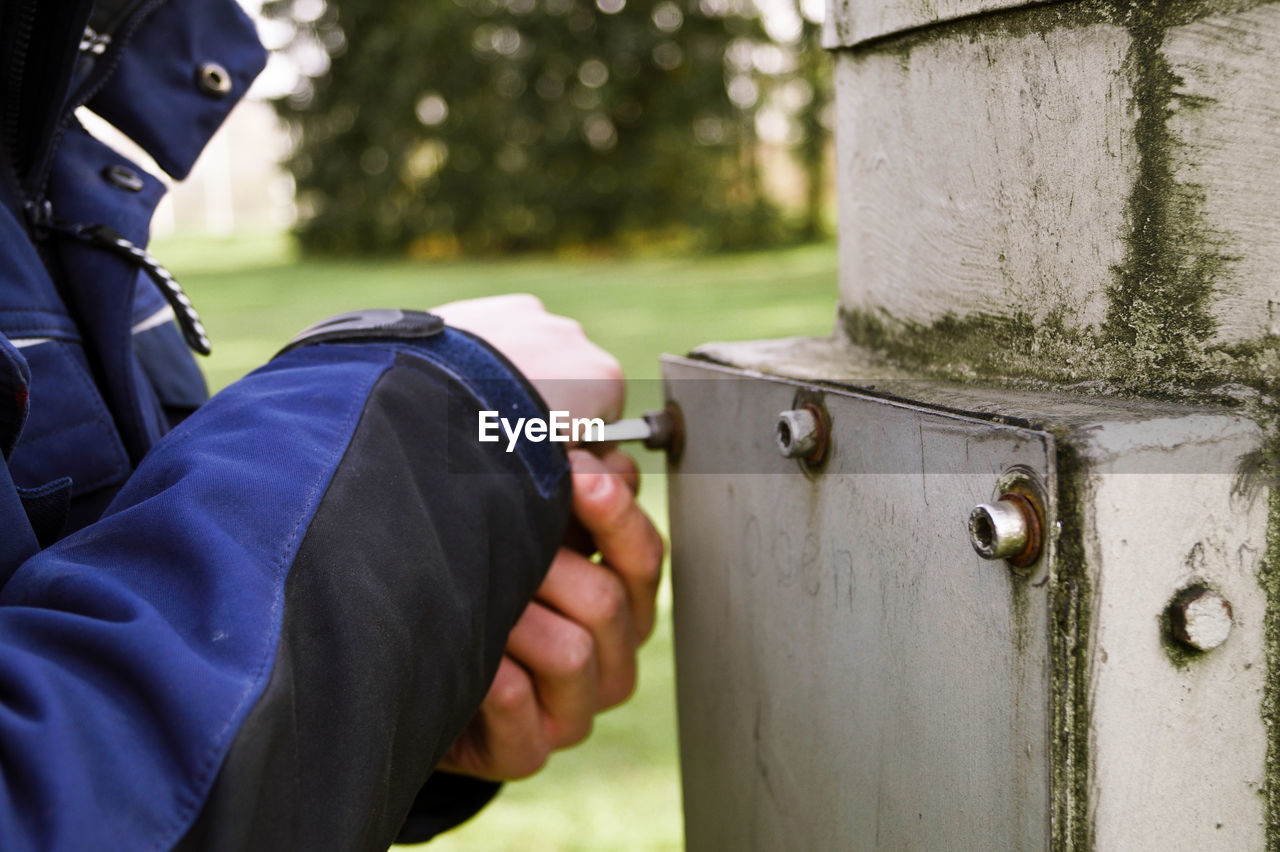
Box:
432;294;625;423
438;449;664;780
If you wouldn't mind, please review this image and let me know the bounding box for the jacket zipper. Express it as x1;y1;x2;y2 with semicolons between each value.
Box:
31;0;165;203
2;0;38;211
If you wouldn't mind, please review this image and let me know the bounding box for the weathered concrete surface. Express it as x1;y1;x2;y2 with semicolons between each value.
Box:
1082;446;1268;850
1163;6;1280;344
834;21;1132;335
822;0;1032;48
832;1;1280;387
694;335;1263;434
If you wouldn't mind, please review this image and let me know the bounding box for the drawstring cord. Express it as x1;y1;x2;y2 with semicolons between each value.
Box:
26;200;211;355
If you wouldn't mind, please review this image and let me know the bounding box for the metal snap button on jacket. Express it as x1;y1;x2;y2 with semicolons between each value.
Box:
101;165;144;192
195;62;232;97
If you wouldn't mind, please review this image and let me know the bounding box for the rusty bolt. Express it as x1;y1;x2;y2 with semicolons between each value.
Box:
968;492;1043;568
1169;588;1233;652
776;407;821;459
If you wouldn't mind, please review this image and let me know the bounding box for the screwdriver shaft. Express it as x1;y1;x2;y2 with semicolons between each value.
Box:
594;418;653;443
578;407;680;453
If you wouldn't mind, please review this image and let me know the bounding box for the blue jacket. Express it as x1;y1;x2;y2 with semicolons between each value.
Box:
0;1;571;848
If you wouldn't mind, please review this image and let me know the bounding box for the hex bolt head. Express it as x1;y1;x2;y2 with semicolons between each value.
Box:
776;408;820;459
968;499;1031;560
1170;588;1233;652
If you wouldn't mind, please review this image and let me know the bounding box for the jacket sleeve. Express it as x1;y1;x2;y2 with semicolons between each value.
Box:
0;323;571;851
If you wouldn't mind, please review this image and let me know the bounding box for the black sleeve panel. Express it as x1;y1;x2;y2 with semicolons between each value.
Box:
176;350;571;851
395;772;502;844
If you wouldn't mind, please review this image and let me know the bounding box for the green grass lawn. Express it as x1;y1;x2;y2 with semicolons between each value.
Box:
158;232;839;851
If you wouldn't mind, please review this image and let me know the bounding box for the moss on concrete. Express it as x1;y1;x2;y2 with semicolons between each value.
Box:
839;305;1108;388
1261;466;1280;849
1100;3;1225;394
1045;440;1094;850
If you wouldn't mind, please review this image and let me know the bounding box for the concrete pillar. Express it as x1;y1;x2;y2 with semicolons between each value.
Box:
665;2;1280;849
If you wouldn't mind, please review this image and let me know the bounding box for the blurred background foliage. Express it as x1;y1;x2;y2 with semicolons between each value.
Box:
260;0;830;254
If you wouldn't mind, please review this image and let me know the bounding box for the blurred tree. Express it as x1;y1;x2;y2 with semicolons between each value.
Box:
742;0;832;241
263;0;789;254
790;2;832;241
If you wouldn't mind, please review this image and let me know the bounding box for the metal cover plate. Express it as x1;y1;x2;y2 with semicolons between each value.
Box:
664;357;1054;850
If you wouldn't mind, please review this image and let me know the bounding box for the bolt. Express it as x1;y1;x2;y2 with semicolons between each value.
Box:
641;407;678;452
776;407;823;459
1169;588;1233;652
968;492;1043;568
776;399;830;468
